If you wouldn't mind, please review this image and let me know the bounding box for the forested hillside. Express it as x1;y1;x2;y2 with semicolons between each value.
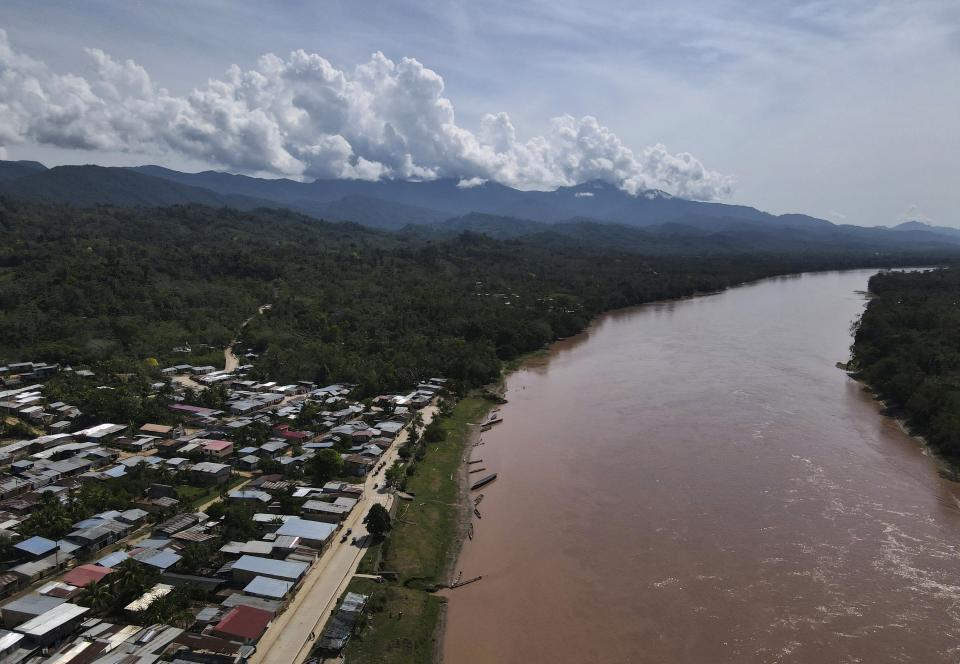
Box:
0;197;953;397
852;268;960;467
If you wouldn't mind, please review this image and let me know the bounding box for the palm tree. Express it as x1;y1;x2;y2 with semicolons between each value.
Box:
25;492;72;540
116;559;152;594
77;580;112;615
154;464;173;485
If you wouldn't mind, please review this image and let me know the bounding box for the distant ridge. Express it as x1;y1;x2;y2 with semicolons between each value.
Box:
414;212;960;255
0;165;274;209
132;164;832;230
0;160;958;255
0;159;47;183
891;220;960;239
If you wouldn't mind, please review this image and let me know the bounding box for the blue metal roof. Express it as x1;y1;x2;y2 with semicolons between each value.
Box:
96;551;129;567
14;536;57;556
138;549;181;570
55;540;81;555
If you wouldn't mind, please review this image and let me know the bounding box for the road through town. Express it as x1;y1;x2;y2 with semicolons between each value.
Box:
252;404;438;664
225;303;271;372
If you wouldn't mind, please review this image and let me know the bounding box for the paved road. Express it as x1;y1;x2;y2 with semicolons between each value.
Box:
251;404;439;664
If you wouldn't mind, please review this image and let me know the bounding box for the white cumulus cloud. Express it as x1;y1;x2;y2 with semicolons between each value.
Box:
456;177;488;189
0;29;734;199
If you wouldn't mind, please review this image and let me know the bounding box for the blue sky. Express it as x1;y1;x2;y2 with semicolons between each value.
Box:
2;0;958;226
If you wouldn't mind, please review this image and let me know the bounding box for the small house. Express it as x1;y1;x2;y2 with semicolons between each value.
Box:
189;461;232;485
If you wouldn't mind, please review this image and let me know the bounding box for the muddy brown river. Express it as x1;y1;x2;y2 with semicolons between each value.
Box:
442;269;960;664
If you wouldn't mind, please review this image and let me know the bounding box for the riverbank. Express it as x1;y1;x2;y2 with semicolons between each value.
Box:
343;393;498;663
845;368;960;480
846;267;960;480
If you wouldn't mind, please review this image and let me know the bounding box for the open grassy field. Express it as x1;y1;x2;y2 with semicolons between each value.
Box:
177;475;246;509
342;577;445;664
382;394;492;587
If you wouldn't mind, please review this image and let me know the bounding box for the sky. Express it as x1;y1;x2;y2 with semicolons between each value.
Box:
1;0;958;226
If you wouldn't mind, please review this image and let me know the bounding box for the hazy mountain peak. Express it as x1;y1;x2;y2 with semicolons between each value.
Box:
643;189;674;200
893;220;934;231
891;220;960;238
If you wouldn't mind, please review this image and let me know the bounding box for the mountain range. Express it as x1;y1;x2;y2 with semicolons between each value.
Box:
0;160;957;255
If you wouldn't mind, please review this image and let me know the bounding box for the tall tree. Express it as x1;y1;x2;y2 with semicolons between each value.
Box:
366;503;392;541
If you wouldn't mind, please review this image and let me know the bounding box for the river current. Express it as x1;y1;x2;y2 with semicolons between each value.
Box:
443;269;960;663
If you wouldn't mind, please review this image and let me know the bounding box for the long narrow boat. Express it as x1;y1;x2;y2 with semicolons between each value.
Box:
480;415;503;431
470;473;498;490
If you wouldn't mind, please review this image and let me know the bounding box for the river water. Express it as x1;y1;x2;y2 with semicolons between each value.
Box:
442;269;960;664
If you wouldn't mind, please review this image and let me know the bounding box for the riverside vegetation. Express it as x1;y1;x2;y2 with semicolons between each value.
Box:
851;267;960;471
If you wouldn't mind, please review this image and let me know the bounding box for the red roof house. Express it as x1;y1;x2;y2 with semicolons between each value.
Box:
212;605;273;643
63;564;114;588
200;439;234;458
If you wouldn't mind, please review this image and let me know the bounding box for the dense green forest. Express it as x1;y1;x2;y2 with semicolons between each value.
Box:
0;198;953;397
851;268;960;468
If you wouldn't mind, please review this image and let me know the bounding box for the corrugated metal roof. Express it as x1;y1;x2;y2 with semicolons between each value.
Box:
231;555;307;580
0;630;23;652
190;462;230;474
119;508;148;522
243;576;292;600
135;549;181;570
219;540;273;556
228;490;271;502
2;592;65;617
10;553;65;579
220;593;281;615
96;551;129;568
156;513;202;535
213;605;272;641
195;606;221;622
17;602;88;636
171;527;217;544
275;517;335;543
123;583;173;612
62;564;113;588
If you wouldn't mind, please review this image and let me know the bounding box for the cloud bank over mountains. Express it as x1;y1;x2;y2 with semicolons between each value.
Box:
0;29;733;199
